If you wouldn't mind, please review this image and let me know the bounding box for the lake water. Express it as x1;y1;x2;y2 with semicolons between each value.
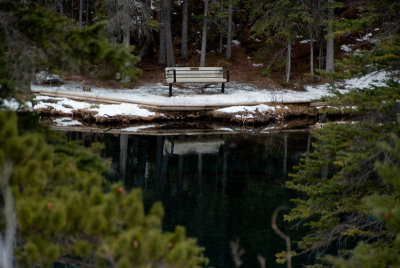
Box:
65;130;311;267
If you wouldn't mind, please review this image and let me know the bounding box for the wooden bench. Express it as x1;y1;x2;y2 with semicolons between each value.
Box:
165;67;230;97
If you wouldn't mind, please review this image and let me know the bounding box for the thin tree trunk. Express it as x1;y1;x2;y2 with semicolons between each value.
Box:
285;40;291;83
85;0;89;26
309;24;314;75
325;0;334;72
0;160;15;268
226;0;233;60
180;0;189;59
79;0;83;28
200;0;209;67
123;28;130;48
318;29;324;69
158;10;166;65
163;0;175;67
219;31;223;54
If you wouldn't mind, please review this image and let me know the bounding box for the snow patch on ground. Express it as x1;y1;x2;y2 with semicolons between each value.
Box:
34;97;91;114
92;103;156;117
252;63;263;67
341;44;352;53
305;70;397;93
32;81;341;106
34;95;156;118
343;71;395;89
0;98;33;111
356;33;372;42
232;40;240;46
1;99;20;110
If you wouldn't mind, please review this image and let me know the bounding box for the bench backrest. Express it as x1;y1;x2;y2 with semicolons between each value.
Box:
165;67;227;83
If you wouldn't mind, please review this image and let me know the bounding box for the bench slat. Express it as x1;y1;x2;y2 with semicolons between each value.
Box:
166;74;223;78
166;78;227;83
165;67;223;71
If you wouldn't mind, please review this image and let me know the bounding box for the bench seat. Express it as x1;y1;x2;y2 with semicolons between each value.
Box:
165;67;229;97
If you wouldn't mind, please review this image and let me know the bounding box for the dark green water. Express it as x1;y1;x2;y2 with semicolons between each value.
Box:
65;130;311;267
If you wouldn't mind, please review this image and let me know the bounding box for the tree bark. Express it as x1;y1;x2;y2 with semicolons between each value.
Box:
163;0;175;67
285;40;291;83
180;0;189;59
138;34;153;59
318;28;324;69
158;9;166;65
85;0;89;26
79;0;83;28
226;0;233;60
200;0;209;67
123;27;130;48
309;24;314;75
0;160;15;268
325;0;334;72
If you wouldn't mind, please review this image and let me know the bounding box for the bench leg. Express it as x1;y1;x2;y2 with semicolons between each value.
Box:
221;83;225;93
169;83;172;97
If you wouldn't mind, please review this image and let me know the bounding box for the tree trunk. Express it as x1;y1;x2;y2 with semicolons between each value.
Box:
79;0;83;28
86;0;89;26
163;0;175;67
180;0;189;59
219;31;223;54
226;0;233;60
309;24;314;75
123;28;130;48
285;40;291;83
325;0;334;72
158;10;166;65
318;28;324;69
200;0;209;67
0;160;15;268
138;35;153;59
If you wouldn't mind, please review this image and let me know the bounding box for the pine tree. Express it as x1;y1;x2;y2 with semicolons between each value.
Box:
0;111;209;267
284;82;400;266
326;130;400;267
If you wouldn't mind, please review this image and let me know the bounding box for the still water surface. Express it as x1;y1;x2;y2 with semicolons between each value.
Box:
65;130;311;267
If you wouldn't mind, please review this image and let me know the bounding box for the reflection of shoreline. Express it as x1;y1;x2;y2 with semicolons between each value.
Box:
51;124;311;136
163;139;225;155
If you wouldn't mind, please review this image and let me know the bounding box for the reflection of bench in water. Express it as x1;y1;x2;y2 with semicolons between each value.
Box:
163;139;225;155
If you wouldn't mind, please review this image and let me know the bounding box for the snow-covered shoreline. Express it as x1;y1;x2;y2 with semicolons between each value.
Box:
1;70;398;130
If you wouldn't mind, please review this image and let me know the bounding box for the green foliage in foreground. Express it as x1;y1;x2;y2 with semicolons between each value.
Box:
0;111;208;267
284;83;400;267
